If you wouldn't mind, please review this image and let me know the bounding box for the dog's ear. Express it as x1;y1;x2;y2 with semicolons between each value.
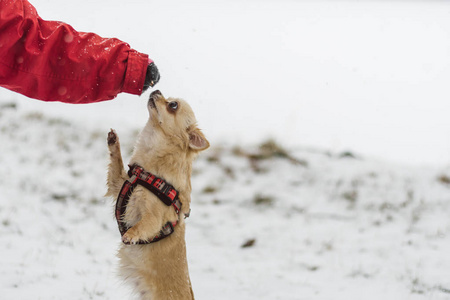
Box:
188;127;209;151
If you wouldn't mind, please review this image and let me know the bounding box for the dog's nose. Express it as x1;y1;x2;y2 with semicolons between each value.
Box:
150;90;162;99
148;90;162;108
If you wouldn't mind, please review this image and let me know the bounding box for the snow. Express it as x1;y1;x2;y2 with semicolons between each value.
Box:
1;0;450;299
1;101;450;299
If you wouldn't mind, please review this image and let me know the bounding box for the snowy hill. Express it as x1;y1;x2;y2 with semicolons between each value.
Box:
1;101;449;299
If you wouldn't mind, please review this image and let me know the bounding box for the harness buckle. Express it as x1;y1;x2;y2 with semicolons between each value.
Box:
172;199;181;214
161;222;175;235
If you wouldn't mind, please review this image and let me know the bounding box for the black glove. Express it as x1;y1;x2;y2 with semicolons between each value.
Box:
143;62;160;92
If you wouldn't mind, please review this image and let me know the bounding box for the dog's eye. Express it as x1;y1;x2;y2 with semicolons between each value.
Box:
168;101;178;112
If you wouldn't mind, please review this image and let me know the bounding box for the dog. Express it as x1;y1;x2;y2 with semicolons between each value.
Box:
106;90;209;299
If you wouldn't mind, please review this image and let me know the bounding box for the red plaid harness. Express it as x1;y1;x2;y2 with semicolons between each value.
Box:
115;164;188;244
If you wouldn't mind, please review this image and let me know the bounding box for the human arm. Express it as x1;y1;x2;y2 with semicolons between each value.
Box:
0;0;156;104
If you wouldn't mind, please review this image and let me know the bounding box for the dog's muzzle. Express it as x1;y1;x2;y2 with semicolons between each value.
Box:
148;90;162;109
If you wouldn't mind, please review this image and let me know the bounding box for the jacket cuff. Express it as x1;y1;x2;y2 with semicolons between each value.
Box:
122;50;149;95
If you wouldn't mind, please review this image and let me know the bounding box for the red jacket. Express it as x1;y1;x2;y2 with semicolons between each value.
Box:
0;0;150;104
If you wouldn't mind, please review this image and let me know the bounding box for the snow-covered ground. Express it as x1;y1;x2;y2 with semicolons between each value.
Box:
1;0;450;299
1;100;450;299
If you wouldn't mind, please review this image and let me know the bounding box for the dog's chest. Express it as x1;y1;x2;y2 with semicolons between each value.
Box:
123;187;153;226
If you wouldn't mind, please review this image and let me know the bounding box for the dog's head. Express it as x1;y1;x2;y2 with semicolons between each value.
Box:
147;90;209;152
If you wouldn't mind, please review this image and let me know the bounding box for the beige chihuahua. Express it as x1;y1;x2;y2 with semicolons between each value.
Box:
106;90;209;299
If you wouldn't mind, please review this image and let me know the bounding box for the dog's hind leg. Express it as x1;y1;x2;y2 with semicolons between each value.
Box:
106;129;128;197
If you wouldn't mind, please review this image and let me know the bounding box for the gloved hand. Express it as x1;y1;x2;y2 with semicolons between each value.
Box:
143;62;160;92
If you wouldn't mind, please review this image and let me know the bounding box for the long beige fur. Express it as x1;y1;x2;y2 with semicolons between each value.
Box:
105;90;209;299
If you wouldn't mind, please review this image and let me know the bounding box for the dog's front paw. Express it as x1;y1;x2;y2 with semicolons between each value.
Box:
107;129;118;146
122;233;137;245
122;228;145;245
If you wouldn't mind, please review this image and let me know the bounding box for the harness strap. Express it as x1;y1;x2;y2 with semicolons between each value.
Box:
115;164;185;244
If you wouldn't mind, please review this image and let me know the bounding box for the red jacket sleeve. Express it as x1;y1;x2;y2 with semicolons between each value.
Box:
0;0;149;104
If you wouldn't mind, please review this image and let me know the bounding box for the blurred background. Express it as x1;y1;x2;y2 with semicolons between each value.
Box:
4;0;449;166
